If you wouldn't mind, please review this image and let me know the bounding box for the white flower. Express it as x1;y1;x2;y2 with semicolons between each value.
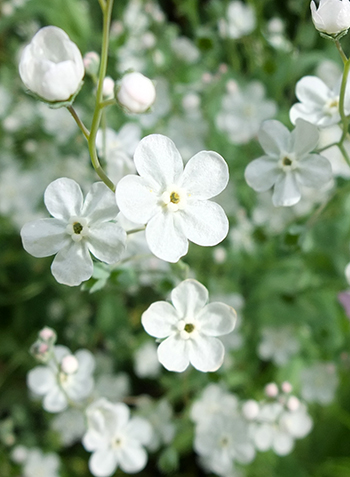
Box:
21;178;126;286
116;134;229;262
22;448;60;477
300;362;339;405
134;341;161;378
138;398;176;452
257;326;300;366
245;119;333;207
19;26;84;102
27;345;95;413
219;1;256;39
82;398;152;476
51;408;86;446
290;75;350;127
117;72;156;113
141;279;236;372
310;0;350;36
216;81;277;144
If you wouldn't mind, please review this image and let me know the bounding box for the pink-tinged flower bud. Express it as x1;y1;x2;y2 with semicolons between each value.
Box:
281;381;293;394
61;355;79;374
117;72;156;113
19;26;85;103
39;326;56;342
287;395;300;411
83;51;100;77
242;399;260;420
102;76;115;99
310;0;350;36
265;382;279;398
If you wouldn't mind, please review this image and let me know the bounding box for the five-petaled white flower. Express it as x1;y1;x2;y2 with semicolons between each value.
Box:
21;178;126;286
27;345;95;413
116;134;229;262
290;75;350;128
244;119;333;207
141;279;236;372
19;26;85;103
82;398;152;477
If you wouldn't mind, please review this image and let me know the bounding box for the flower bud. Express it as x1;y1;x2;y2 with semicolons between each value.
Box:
39;326;56;344
102;76;115;99
281;381;293;394
242;399;259;420
61;355;79;374
83;51;100;77
310;0;350;36
265;382;279;398
117;72;156;114
19;26;85;103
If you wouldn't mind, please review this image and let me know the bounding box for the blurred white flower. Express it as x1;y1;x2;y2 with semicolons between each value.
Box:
94;373;131;402
171;36;200;63
116;134;229;262
27;345;95;413
216;81;276;144
258;326;300;366
300;362;339;405
290;75;350;127
83;398;152;476
317;124;350;178
117;72;156;113
22;448;60;477
38;103;79;143
134;341;161;378
21;178;126;286
138;398;176;452
139;77;171;128
219;1;256;39
19;26;84;102
51;408;86;446
311;0;350;36
245;119;333;207
142;279;236;372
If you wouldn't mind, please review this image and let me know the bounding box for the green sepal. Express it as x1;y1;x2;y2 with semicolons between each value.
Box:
319;29;349;41
23;80;84;109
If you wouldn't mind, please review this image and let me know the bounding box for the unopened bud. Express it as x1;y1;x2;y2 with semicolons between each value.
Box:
61;355;79;374
117;72;156;114
311;0;350;37
287;395;300;411
281;381;293;394
265;382;279;398
84;51;100;77
242;399;259;420
102;76;115;99
39;326;56;344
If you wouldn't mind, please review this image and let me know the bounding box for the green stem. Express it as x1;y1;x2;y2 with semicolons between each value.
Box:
98;0;106;13
100;98;117;109
335;39;348;64
67;105;90;140
88;0;115;192
338;142;350;166
127;226;146;235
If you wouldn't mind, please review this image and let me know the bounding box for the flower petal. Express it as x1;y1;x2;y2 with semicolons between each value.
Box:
179;200;229;246
116;175;160;224
89;449;118;477
21;218;68;257
27;366;56;395
179;151;229;199
171;279;208;318
82;182;119;223
43;385;68;413
157;335;190;372
297;154;333;187
142;302;180;338
126;417;152;446
75;349;96;375
133;134;183;188
51;241;93;286
87;223;126;264
245;156;281;192
44;178;83;220
118;443;148;474
197;303;236;336
272;173;301;207
294;76;330;106
188;334;225;372
258;120;290;156
146;211;188;262
290;119;319;156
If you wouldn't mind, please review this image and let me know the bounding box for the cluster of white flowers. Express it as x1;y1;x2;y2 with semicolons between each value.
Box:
12;447;60;477
218;1;256;39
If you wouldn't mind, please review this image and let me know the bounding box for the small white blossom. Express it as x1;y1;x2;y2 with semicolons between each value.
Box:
216;81;277;144
21;178;126;286
51;408;86;446
117;72;156;113
27;345;95;413
245;119;333;207
83;398;152;476
219;1;256;39
258;326;300;366
310;0;350;36
290;75;350;127
300;362;339;405
116;134;229;262
22;448;60;477
141;279;236;372
19;26;84;103
138;398;176;452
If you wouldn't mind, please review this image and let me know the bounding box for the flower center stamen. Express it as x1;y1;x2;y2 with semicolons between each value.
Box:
66;216;89;242
184;323;195;333
170;191;180;204
282;157;292;166
73;222;83;234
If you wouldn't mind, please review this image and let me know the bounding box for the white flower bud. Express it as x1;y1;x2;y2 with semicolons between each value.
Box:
287;396;300;411
265;382;279;398
83;51;100;77
117;72;156;114
242;399;260;420
19;26;85;103
102;76;115;99
39;326;56;343
61;355;79;374
310;0;350;36
281;381;293;394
